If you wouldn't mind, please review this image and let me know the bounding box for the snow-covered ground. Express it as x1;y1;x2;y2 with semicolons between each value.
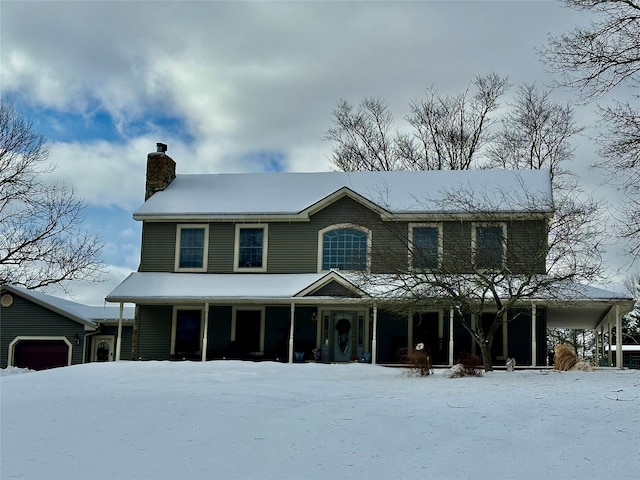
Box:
1;362;638;480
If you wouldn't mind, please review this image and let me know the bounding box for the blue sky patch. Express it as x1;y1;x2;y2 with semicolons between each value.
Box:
242;150;286;172
4;94;191;145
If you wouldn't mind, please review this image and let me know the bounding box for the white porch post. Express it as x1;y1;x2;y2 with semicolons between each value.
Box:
531;303;537;367
115;302;123;361
201;303;210;362
608;320;613;365
288;303;295;363
615;305;623;369
594;327;599;367
448;307;454;366
371;305;378;365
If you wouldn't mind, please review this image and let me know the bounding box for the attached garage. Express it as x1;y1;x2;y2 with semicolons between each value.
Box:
10;337;72;370
1;284;135;369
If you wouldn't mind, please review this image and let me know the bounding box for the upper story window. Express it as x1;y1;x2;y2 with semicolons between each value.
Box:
409;223;441;270
472;223;506;270
319;224;370;272
234;224;268;272
175;224;209;272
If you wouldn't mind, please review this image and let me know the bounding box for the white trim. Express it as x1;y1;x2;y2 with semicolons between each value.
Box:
170;306;205;355
317;223;372;273
8;336;73;367
471;222;507;270
231;306;266;355
174;224;210;272
408;223;443;270
233;224;269;272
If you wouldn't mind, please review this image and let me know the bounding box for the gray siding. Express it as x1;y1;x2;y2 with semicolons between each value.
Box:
0;293;87;368
140;222;177;272
137;305;173;360
139;197;549;275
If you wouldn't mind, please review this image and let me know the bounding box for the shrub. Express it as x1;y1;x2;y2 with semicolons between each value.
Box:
449;353;483;378
404;343;432;376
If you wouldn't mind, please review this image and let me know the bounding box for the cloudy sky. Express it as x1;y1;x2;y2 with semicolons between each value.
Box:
2;1;634;304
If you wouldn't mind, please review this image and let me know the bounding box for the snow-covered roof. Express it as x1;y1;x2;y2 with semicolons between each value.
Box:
106;272;346;303
134;169;553;220
2;285;134;328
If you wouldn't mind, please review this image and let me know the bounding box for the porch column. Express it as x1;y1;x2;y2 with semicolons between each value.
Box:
615;305;623;369
593;328;599;367
201;303;210;362
608;320;613;365
531;303;537;367
371;305;378;365
115;302;123;361
448;307;454;366
288;303;295;363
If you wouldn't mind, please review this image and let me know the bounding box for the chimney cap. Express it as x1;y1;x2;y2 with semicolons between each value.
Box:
156;142;168;153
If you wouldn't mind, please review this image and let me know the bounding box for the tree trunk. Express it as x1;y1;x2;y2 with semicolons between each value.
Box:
479;341;493;372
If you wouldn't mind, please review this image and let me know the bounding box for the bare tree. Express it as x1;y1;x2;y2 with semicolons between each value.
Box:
401;73;510;170
325;73;509;172
361;182;603;371
324;97;399;172
0;101;103;290
487;83;583;191
541;0;640;259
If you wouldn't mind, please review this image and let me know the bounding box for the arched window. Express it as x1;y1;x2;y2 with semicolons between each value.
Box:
319;225;370;271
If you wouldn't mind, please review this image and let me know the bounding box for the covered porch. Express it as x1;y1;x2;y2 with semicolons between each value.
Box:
106;272;634;368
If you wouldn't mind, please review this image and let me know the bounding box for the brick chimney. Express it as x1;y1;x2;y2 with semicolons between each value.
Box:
145;143;176;200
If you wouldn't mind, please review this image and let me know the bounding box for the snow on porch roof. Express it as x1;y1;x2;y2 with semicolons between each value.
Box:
105;272;352;304
134;169;553;219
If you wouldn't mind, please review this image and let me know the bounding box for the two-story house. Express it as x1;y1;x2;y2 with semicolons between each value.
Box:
106;144;633;367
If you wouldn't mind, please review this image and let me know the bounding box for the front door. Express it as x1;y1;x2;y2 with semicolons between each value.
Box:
332;312;354;362
92;336;114;362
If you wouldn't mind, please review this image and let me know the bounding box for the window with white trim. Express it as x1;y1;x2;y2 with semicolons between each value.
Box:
472;223;506;270
175;225;209;272
409;223;441;270
319;225;370;272
234;224;268;272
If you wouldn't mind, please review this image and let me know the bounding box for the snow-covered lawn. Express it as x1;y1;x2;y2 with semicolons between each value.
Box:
1;361;638;480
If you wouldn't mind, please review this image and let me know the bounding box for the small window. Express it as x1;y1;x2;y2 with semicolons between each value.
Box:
473;224;506;270
409;224;441;270
175;225;209;272
234;225;268;272
319;225;370;272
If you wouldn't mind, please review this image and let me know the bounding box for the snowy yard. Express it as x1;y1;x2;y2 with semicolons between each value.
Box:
1;361;638;480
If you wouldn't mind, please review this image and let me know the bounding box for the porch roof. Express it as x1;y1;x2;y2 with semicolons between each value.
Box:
105;271;367;305
106;272;633;330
